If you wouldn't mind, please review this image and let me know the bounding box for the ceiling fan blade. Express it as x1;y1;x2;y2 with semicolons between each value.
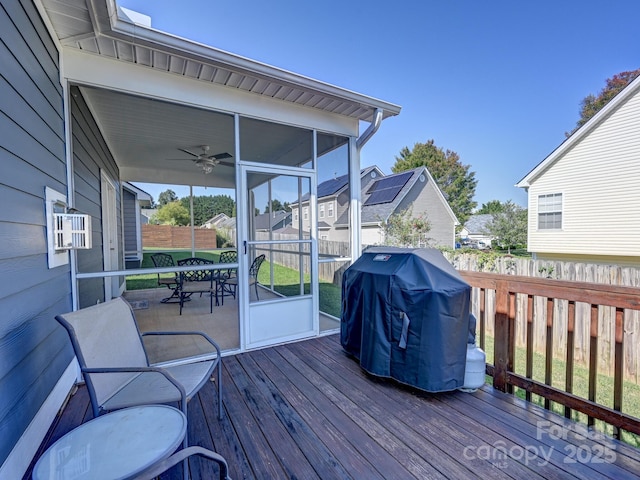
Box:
178;148;201;158
209;152;232;160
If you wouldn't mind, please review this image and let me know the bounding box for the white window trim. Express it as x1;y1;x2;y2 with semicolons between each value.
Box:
319;204;325;218
537;192;563;230
328;201;334;217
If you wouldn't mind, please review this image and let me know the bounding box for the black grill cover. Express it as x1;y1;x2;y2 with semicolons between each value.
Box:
341;247;471;392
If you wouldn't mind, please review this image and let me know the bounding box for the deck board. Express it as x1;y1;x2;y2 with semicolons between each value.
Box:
25;334;640;480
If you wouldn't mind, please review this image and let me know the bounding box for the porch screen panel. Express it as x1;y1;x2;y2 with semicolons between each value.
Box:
317;133;350;327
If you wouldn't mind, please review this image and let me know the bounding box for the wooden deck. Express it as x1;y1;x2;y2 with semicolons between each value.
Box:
26;335;640;479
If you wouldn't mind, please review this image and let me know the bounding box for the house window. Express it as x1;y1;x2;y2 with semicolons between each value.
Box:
328;202;334;217
321;234;328;240
294;209;298;222
303;207;308;220
538;193;562;229
319;204;325;218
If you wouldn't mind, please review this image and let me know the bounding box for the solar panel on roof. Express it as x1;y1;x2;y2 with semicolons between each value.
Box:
363;171;413;206
364;188;403;205
367;171;412;194
317;174;349;198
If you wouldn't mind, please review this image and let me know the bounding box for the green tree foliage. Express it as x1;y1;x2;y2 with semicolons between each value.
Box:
568;68;640;136
392;140;477;226
381;207;432;247
477;200;506;214
265;199;284;213
157;189;178;207
153;201;190;226
179;194;235;226
485;201;527;254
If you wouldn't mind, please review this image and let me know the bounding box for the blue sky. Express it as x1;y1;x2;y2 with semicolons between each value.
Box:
122;0;640;209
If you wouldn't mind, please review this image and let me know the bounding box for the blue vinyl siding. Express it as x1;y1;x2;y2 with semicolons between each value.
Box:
0;0;72;467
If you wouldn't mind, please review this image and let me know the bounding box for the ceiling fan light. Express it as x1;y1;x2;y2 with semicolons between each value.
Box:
203;164;214;174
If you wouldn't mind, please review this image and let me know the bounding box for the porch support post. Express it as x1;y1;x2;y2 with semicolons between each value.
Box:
493;279;511;392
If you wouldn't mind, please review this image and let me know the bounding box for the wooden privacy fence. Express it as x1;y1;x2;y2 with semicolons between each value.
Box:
142;224;217;249
447;253;640;383
460;271;640;439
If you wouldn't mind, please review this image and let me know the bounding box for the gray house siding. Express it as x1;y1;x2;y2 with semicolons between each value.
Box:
0;0;73;468
123;188;138;257
70;87;123;308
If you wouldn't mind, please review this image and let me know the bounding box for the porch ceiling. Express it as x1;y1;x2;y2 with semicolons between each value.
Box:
41;0;401;189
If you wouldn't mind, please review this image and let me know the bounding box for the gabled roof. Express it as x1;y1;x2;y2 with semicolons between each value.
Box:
300;166;383;203
203;213;230;226
462;214;493;235
335;166;458;226
517;74;640;188
254;211;291;230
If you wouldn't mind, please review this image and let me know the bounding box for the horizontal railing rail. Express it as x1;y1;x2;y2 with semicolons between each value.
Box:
459;271;640;439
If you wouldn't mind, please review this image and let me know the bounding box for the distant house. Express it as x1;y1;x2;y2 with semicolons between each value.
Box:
516;74;640;266
202;213;231;229
253;210;292;232
460;214;494;247
140;208;157;224
290;166;457;248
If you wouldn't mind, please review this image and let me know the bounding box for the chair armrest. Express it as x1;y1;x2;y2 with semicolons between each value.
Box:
141;331;222;366
142;331;221;354
131;446;231;480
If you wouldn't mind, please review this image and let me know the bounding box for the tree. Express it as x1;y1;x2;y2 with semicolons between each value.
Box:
477;200;505;215
392;140;477;226
153;201;190;226
485;201;527;254
157;189;178;207
381;207;432;247
568;68;640;136
179;194;236;226
265;199;284;213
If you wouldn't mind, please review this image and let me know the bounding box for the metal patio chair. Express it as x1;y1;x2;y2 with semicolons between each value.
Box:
219;254;265;303
55;297;224;457
150;253;180;303
177;257;215;315
214;250;238;305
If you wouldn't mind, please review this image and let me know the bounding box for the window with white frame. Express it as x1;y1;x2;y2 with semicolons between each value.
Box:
303;207;308;220
328;202;334;217
538;193;562;229
293;209;298;222
319;204;325;218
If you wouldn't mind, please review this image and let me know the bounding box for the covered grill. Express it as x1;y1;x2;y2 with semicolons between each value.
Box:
341;247;471;392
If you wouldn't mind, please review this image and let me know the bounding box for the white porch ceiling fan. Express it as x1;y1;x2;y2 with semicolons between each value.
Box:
169;145;233;174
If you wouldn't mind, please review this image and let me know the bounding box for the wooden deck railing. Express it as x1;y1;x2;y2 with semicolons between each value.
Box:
459;271;640;439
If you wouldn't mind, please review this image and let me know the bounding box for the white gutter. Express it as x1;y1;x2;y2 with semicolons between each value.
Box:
356;108;384;150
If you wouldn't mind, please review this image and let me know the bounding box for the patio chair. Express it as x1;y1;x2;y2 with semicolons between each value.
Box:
55;297;223;449
150;253;180;303
214;250;238;305
132;446;230;480
220;254;265;303
177;257;215;315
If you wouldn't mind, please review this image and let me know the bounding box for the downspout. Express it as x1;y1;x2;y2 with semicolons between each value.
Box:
356;108;383;150
351;108;384;259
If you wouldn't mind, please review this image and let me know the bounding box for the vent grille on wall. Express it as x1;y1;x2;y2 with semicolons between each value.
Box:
54;213;92;250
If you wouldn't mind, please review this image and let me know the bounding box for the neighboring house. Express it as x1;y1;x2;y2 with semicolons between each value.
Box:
291;166;383;241
253;210;292;232
355;166;458;248
460;214;494;247
202;212;231;229
516;74;640;266
289;165;457;248
123;183;152;268
1;2;400;478
140;208;157;224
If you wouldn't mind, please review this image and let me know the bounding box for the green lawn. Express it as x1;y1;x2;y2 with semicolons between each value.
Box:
482;335;640;446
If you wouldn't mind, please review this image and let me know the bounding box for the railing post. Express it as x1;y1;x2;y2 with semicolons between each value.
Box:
493;279;510;392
